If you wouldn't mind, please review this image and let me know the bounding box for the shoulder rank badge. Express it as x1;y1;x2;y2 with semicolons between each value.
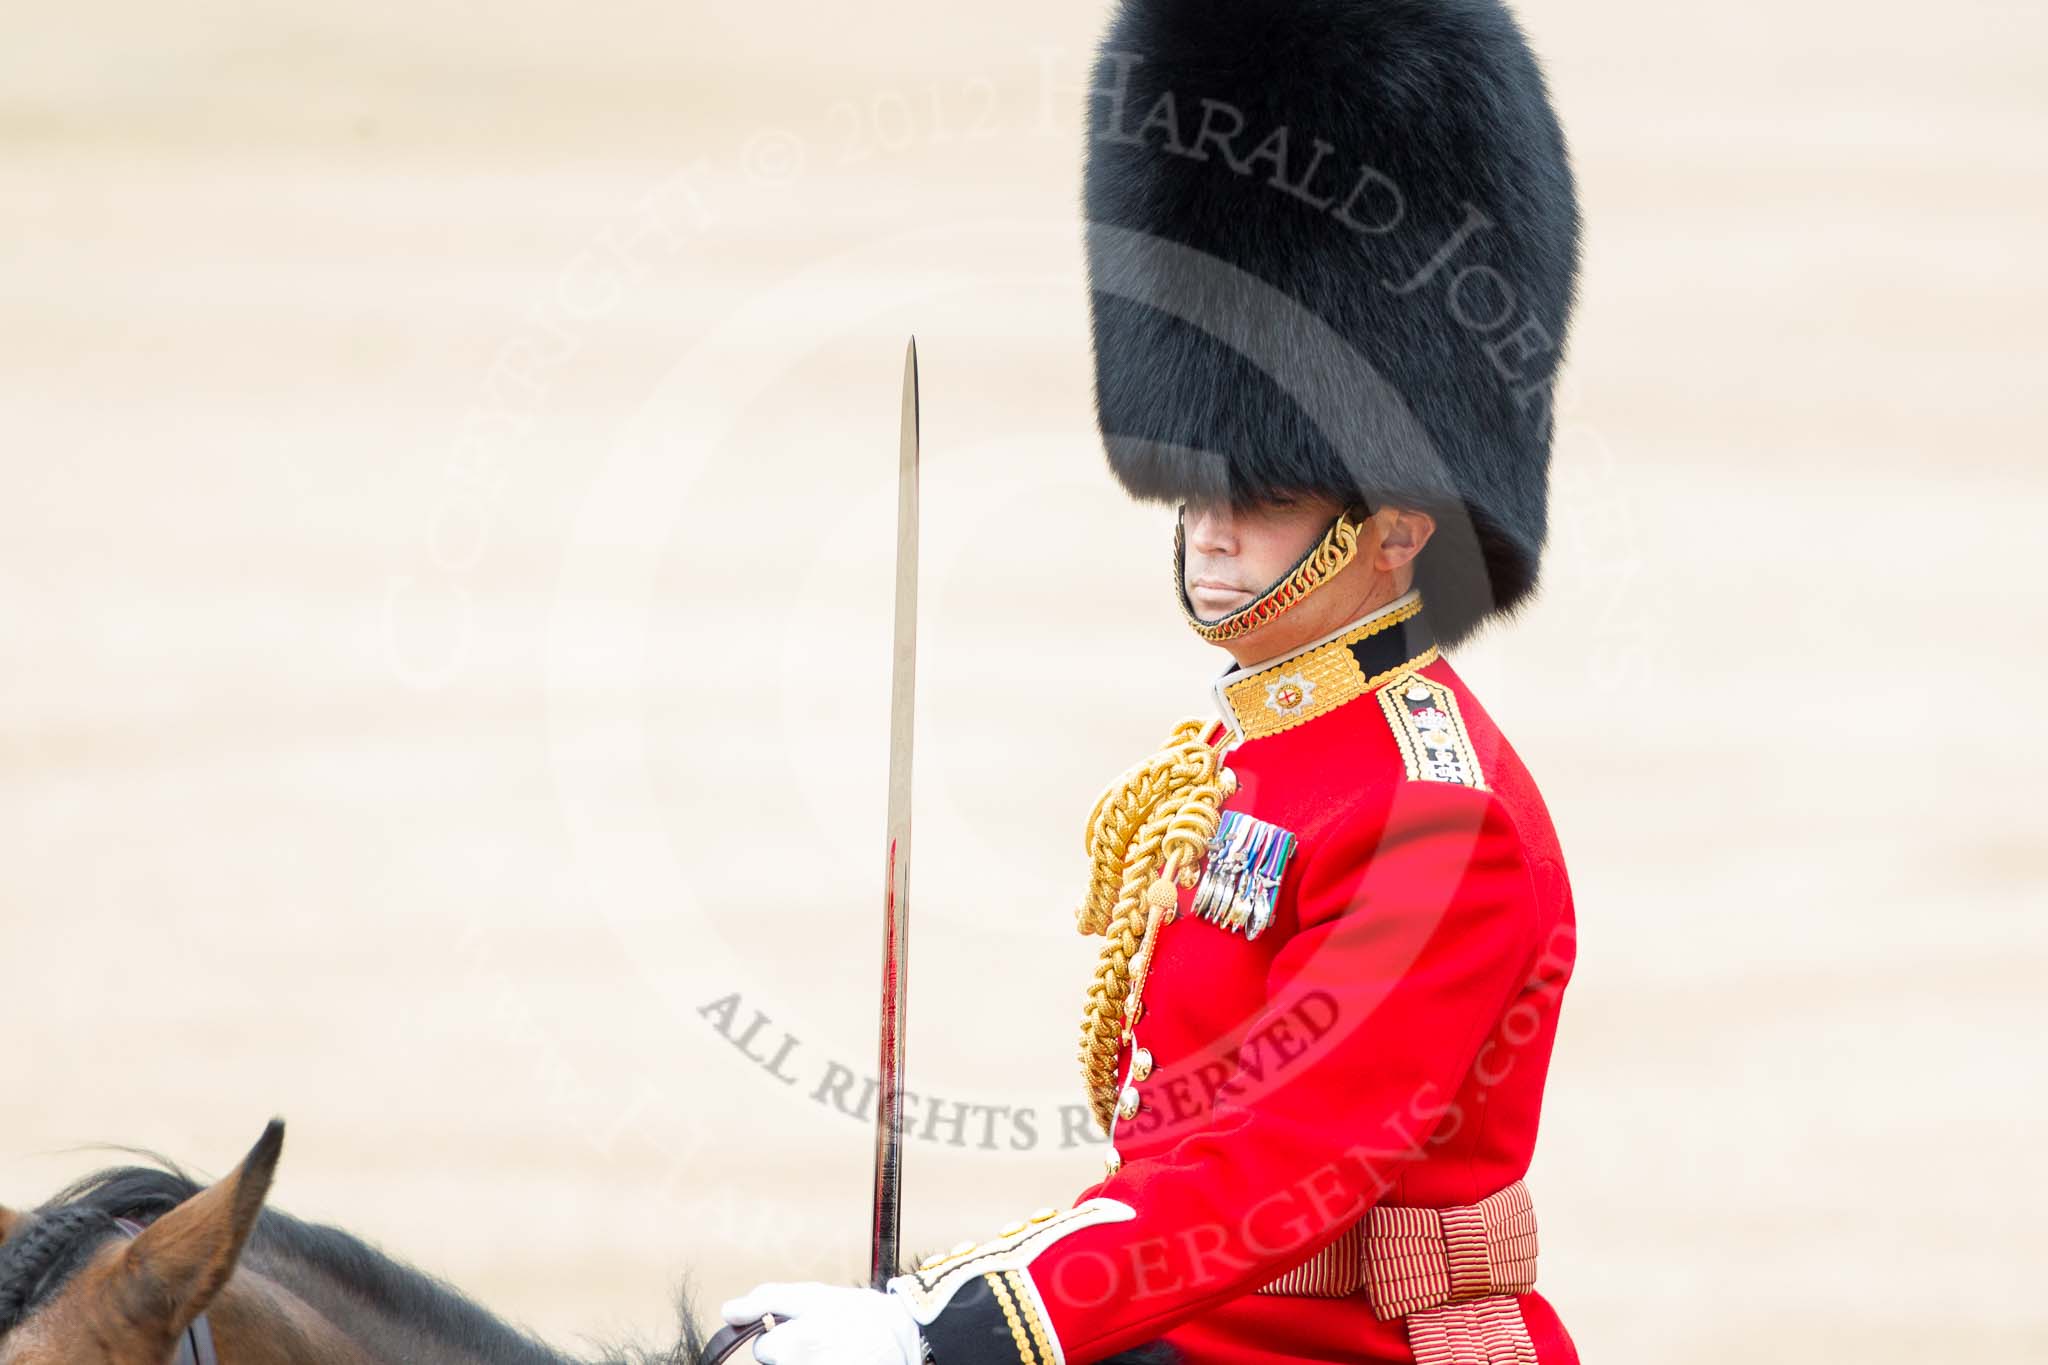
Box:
1377;672;1488;790
1191;810;1297;941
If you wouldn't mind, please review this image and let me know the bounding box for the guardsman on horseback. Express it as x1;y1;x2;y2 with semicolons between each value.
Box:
724;0;1584;1361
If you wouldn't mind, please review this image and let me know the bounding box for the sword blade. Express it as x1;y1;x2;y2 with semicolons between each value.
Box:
870;336;919;1289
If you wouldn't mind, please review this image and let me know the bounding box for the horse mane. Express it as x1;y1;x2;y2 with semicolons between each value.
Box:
0;1203;121;1335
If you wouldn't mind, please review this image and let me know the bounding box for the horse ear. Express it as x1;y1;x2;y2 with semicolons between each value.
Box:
114;1120;284;1343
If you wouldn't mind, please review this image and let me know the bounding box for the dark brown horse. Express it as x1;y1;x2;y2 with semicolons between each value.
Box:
0;1123;1175;1365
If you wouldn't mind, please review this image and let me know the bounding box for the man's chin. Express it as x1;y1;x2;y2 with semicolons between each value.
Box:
1186;588;1252;620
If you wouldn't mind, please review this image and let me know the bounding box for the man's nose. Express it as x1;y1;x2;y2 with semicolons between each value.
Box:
1185;504;1237;556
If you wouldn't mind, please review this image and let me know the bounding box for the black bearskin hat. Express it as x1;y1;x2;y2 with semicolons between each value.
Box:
1082;0;1581;644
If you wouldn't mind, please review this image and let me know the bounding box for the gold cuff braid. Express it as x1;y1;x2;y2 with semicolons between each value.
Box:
1074;719;1232;1134
1176;509;1365;643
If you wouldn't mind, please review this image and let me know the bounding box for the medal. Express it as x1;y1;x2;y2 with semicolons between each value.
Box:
1191;810;1296;942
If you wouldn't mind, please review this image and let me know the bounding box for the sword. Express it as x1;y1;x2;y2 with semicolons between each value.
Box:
871;336;920;1289
701;340;920;1364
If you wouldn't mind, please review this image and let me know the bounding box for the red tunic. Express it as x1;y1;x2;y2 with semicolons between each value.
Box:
894;594;1578;1365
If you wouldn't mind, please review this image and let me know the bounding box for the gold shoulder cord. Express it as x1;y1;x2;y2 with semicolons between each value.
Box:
1074;719;1234;1133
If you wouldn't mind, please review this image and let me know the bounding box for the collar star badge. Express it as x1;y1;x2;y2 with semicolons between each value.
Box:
1264;673;1315;717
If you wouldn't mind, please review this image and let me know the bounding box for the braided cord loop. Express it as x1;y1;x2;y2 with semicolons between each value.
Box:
1075;719;1232;1133
1176;509;1364;643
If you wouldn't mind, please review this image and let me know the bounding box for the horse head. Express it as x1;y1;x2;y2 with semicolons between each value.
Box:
0;1121;282;1365
0;1122;1177;1365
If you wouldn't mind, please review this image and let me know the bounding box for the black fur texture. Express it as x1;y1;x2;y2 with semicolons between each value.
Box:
1083;0;1581;643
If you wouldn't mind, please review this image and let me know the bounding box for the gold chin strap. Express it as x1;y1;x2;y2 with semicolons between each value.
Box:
1176;507;1366;643
1074;720;1234;1134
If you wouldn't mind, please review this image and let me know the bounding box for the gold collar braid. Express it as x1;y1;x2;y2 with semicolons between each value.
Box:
1176;508;1365;643
1074;719;1234;1134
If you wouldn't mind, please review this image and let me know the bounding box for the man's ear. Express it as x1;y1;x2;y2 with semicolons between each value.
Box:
0;1204;23;1244
1373;507;1437;571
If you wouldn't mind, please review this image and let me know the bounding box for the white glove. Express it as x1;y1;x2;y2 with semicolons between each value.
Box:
719;1282;925;1365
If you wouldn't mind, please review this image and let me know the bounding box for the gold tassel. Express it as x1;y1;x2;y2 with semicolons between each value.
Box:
1074;723;1231;1134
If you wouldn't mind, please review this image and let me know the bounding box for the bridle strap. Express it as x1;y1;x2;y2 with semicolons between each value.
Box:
185;1310;220;1365
111;1218;221;1365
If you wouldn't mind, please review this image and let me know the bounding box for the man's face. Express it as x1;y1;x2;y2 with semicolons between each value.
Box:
1181;493;1346;621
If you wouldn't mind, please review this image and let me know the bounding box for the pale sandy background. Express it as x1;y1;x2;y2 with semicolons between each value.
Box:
4;1;2045;1361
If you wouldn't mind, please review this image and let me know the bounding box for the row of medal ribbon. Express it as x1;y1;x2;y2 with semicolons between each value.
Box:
1190;809;1296;942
